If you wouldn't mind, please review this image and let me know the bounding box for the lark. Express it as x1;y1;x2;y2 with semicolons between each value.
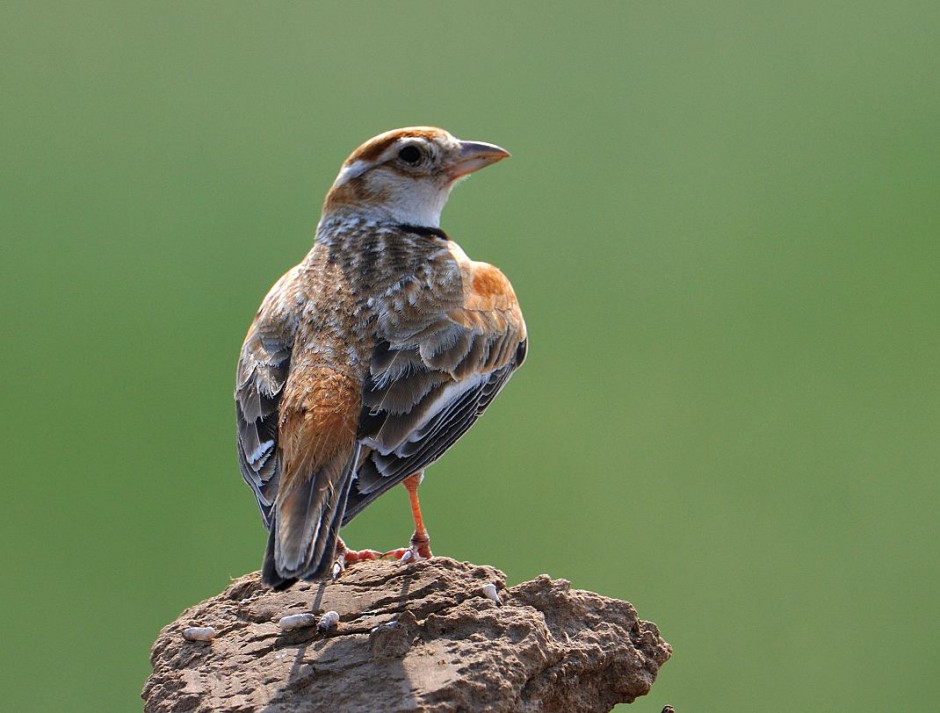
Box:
235;127;527;589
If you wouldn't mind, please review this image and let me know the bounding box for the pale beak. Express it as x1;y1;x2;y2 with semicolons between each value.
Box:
448;140;511;181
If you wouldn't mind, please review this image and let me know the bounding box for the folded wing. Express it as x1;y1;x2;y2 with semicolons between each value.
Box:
235;269;299;528
347;257;527;523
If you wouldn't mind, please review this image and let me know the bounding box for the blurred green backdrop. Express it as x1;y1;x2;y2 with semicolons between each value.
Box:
2;2;938;711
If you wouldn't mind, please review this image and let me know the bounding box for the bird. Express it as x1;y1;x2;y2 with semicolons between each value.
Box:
234;127;527;589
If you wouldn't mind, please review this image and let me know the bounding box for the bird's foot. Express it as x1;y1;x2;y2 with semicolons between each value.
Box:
330;532;432;580
331;540;383;580
383;531;433;563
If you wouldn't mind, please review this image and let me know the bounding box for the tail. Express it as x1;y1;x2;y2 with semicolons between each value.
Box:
261;445;359;588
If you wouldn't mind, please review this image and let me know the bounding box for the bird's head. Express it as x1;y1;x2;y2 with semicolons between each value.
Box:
322;127;510;228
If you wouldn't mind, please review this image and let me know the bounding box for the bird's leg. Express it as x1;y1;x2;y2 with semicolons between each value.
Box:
333;473;433;578
384;472;434;562
403;471;433;560
331;537;383;580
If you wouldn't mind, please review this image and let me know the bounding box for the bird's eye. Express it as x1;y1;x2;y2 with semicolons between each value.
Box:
398;145;422;165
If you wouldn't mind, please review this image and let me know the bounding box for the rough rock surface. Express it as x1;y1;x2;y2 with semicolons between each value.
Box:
143;558;671;712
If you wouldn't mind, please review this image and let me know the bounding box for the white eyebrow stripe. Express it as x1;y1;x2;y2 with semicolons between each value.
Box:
334;159;371;186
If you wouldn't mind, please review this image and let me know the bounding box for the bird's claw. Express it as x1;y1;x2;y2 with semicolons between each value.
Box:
383;532;433;563
331;544;383;580
381;546;418;562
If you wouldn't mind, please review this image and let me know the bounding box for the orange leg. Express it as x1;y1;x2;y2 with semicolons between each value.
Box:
384;472;433;562
332;472;433;579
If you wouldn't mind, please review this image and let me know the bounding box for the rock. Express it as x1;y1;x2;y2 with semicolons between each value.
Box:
142;558;671;712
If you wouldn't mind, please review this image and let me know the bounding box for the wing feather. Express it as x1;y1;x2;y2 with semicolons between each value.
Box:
235;268;300;528
345;252;526;525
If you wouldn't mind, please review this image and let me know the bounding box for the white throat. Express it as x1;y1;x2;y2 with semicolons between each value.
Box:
381;183;452;227
330;165;454;228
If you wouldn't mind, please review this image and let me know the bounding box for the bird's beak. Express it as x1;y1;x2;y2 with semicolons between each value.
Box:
448;140;511;182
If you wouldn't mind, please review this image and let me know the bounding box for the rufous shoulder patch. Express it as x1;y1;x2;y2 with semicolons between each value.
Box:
465;263;517;313
472;265;508;299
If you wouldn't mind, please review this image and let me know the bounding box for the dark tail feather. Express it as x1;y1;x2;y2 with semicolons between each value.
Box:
300;472;354;581
262;529;296;590
261;446;359;588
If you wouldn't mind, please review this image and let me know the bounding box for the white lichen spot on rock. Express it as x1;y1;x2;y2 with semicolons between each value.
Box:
278;613;317;630
182;626;216;641
318;610;340;630
482;582;502;606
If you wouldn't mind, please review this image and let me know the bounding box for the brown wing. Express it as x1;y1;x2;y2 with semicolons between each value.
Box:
346;258;527;523
235;268;300;529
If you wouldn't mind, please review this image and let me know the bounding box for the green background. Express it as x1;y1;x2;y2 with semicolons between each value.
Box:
2;2;938;711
